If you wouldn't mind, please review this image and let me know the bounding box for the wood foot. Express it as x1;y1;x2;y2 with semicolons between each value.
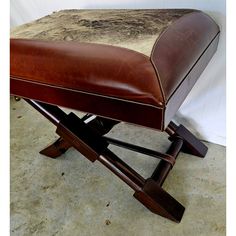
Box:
40;137;71;158
134;178;185;223
166;121;208;157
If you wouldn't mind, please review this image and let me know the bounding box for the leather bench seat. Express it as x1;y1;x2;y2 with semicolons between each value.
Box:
10;9;220;130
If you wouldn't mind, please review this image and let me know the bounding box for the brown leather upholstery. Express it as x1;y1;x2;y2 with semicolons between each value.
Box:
150;11;220;125
10;9;220;130
151;11;219;101
10;39;163;107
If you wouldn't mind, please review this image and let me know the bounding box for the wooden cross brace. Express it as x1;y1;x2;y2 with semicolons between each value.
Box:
25;99;208;223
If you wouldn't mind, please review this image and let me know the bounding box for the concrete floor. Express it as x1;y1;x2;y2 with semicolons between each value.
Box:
10;98;226;236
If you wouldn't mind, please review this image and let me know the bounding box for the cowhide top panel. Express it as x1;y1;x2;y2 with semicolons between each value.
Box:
11;9;195;56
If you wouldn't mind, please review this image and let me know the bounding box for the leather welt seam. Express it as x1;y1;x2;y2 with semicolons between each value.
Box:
166;31;220;103
150;11;200;103
10;76;164;110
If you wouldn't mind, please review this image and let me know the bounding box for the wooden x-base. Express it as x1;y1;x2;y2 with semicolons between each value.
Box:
25;99;208;223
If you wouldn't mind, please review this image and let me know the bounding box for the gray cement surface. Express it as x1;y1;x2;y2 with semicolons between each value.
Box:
10;98;226;236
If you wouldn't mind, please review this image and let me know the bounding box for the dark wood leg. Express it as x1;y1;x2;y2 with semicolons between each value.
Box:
151;137;184;186
133;136;185;223
165;121;208;157
40;137;71;158
57;112;185;222
39;113;119;158
24;99;206;223
134;178;185;223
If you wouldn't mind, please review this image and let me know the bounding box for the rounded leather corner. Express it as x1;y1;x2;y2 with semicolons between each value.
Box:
150;11;220;103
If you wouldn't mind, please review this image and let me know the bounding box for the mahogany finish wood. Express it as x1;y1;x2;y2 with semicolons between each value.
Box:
40;137;71;158
167;121;208;157
23;99;208;223
99;149;145;191
151;138;184;186
133;178;185;223
104;136;176;167
40;115;119;158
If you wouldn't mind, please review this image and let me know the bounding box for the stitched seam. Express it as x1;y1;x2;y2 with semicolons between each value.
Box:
11;77;165;131
166;32;220;104
161;106;165;131
10;76;164;110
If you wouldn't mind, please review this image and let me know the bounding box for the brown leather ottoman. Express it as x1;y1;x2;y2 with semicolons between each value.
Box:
10;9;220;222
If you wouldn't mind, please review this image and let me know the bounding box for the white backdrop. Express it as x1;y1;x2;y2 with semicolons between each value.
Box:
10;0;226;146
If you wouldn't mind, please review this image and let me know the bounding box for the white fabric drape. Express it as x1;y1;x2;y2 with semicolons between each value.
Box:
10;0;226;146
